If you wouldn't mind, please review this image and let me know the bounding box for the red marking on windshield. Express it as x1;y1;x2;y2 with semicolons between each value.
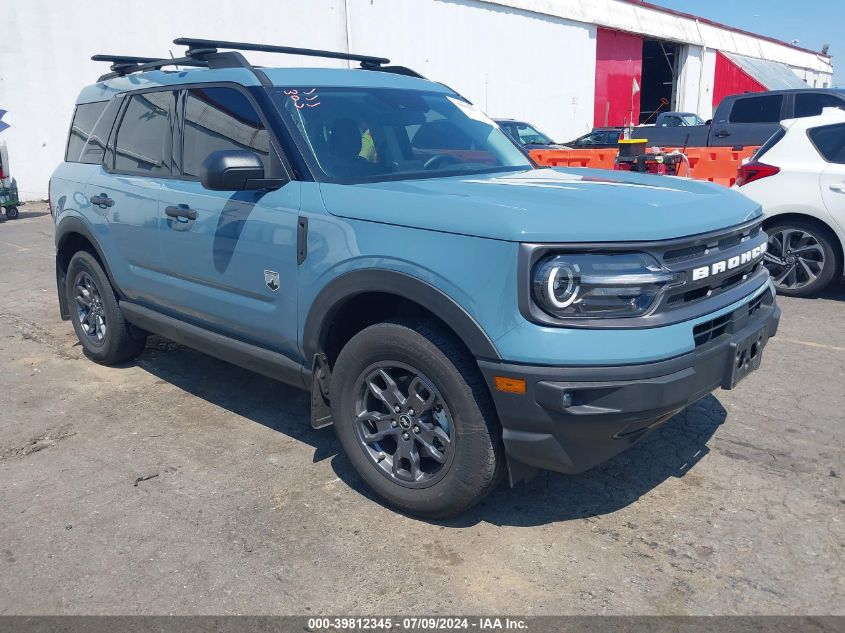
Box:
286;88;321;109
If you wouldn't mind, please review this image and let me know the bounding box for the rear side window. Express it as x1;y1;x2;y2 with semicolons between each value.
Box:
729;95;783;124
182;87;270;179
808;123;845;164
113;91;175;175
78;98;122;165
66;102;107;162
794;93;845;118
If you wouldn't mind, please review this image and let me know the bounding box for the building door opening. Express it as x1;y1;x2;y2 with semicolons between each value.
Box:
639;39;680;124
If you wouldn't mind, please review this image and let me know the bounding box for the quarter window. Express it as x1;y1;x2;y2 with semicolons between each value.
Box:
79;97;123;165
808;123;845;164
113;91;175;175
182;87;270;179
729;95;783;124
66;102;107;162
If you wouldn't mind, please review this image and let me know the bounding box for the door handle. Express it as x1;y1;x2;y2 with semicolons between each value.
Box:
165;204;197;221
89;193;114;209
829;183;845;194
714;130;731;138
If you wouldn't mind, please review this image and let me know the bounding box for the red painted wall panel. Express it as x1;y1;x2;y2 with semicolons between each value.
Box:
712;51;767;108
594;28;643;127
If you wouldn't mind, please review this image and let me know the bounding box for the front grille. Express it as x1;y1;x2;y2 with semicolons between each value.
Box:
654;219;768;314
666;262;765;307
663;222;762;265
693;288;772;347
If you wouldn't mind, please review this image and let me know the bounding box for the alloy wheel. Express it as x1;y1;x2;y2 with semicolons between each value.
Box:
353;362;454;488
764;228;826;292
74;271;107;344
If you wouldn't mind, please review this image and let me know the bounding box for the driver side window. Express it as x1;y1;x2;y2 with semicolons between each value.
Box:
181;87;270;179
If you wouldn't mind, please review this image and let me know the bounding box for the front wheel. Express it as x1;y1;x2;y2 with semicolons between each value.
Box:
764;220;840;297
330;320;503;518
66;251;147;364
4;206;18;220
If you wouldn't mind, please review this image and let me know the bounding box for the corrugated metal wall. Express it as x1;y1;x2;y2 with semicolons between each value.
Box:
593;28;642;127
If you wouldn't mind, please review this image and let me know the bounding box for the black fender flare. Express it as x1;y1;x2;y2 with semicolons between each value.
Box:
55;216;121;289
302;269;501;362
55;215;125;319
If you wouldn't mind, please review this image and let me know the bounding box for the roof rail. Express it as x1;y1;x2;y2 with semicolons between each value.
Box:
92;54;208;81
173;37;391;69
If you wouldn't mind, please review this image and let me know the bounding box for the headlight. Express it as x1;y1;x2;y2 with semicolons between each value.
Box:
532;253;679;319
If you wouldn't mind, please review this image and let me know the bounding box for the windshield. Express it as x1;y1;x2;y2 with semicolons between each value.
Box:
509;122;553;146
680;114;704;126
270;87;532;184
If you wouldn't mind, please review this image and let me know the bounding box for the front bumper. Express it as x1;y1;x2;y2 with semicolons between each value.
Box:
479;288;780;483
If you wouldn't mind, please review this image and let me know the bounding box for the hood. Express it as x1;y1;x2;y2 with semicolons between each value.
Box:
319;168;762;242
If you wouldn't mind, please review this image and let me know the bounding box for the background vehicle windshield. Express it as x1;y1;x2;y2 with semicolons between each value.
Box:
509;122;554;145
682;114;704;125
270;87;532;183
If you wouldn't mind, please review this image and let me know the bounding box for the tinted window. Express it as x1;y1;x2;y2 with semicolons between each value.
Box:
794;93;845;118
66;102;107;162
809;123;845;164
729;95;783;124
113;91;175;175
182;87;270;178
78;97;122;165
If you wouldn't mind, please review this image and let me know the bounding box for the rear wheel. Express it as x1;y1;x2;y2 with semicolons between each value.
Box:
66;251;146;364
5;206;19;220
764;220;839;297
330;320;503;518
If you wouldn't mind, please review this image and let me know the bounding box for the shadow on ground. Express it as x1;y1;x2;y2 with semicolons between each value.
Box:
132;336;727;527
815;279;845;303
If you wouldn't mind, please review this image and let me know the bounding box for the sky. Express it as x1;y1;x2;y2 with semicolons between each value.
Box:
647;0;843;87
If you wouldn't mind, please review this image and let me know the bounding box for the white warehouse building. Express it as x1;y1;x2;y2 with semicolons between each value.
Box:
0;0;835;200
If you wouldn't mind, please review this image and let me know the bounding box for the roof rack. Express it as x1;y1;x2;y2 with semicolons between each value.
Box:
93;54;208;81
174;37;391;69
92;37;425;83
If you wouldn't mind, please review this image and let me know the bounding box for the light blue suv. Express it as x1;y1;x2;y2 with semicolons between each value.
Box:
50;39;780;517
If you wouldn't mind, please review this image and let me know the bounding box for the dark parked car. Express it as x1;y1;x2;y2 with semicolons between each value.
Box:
632;89;845;148
563;127;623;149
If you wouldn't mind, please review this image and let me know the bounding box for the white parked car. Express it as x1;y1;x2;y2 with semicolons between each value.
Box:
735;107;845;297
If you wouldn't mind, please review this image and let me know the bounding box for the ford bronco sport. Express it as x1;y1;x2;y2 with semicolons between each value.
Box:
50;39;780;517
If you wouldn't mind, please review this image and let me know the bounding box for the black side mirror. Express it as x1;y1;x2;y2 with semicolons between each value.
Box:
200;150;285;191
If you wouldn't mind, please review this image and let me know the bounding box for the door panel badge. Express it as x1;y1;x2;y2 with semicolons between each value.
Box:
264;270;280;292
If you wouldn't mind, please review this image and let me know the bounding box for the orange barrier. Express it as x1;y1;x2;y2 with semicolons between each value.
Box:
530;146;759;188
681;146;758;187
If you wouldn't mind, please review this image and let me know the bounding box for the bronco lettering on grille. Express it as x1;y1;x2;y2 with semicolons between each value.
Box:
691;243;767;281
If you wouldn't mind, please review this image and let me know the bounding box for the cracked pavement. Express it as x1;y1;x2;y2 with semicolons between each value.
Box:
0;205;842;615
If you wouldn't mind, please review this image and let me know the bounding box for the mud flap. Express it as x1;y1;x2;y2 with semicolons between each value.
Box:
506;455;539;487
310;353;333;429
56;256;70;321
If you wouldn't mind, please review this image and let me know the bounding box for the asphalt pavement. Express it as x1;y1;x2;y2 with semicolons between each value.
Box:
0;204;842;615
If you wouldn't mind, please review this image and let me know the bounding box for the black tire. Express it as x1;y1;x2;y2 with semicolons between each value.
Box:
5;206;18;220
331;319;504;518
764;219;840;297
65;251;146;364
